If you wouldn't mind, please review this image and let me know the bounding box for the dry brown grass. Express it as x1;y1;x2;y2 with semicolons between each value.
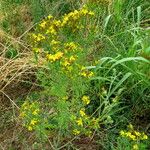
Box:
0;4;41;148
0;30;34;87
0;2;39;91
0;31;46;150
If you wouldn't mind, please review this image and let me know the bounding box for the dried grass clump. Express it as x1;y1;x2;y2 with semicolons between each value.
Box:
0;29;44;91
0;54;35;89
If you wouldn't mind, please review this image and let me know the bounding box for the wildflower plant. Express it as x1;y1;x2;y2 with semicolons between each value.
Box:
19;100;49;140
19;5;125;143
20;5;102;141
117;124;149;150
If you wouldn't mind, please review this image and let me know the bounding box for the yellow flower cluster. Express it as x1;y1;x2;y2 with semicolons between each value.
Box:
45;41;80;74
37;5;94;37
28;119;38;131
61;56;76;68
59;42;79;72
20;101;40;131
38;14;60;35
46;52;63;62
39;20;47;28
64;42;78;52
80;66;94;78
73;129;80;135
76;117;83;127
61;6;94;29
80;70;94;78
38;15;53;29
31;5;94;56
32;33;45;42
50;40;60;48
82;95;90;105
72;96;99;136
79;108;86;117
72;109;99;136
46;19;61;35
45;41;78;65
31;6;95;79
120;124;148;141
132;144;139;150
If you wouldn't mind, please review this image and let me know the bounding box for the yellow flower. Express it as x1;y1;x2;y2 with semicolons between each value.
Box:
125;131;131;137
22;101;29;109
36;34;45;41
80;70;94;78
130;134;136;141
134;131;141;137
80;71;87;77
120;125;148;142
31;33;37;39
30;120;38;126
120;130;125;137
81;8;88;15
46;52;63;62
53;20;61;27
50;40;60;46
46;54;54;61
47;15;53;19
61;59;71;67
64;42;77;51
88;11;95;16
60;6;94;29
133;144;139;150
61;16;69;26
88;71;94;77
124;131;136;140
39;20;47;28
82;96;90;105
79;108;86;117
55;52;63;58
69;56;76;62
61;10;80;26
32;109;40;115
28;126;33;131
142;134;148;140
73;129;80;135
46;26;57;35
76;118;83;127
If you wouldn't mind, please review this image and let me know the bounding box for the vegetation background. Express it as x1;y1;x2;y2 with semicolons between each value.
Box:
0;0;150;149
